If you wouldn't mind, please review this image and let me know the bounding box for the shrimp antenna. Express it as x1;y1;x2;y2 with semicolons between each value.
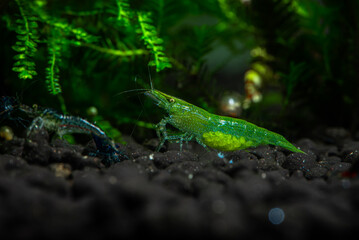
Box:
147;65;154;90
113;89;148;98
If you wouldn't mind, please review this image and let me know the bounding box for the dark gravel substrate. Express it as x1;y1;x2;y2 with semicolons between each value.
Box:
0;128;359;239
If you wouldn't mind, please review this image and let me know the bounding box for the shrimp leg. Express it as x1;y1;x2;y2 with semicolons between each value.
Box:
156;118;194;151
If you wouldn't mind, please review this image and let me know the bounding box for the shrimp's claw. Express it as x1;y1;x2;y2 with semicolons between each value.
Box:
91;134;128;166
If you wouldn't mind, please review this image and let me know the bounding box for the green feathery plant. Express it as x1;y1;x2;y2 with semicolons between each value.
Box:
116;0;131;26
137;11;172;72
12;0;39;80
45;38;62;95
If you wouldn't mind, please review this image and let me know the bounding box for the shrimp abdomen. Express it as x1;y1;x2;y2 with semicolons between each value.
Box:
201;117;304;153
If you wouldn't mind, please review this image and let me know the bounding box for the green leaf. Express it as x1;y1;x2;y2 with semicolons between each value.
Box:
18;70;34;79
12;45;26;52
12;66;26;72
14;54;26;60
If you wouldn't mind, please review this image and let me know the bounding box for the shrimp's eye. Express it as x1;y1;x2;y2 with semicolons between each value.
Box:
169;98;175;103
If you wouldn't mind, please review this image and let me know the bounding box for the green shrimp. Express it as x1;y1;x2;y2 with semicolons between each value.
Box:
145;89;305;154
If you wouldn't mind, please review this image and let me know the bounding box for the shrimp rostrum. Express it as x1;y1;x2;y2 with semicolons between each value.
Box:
145;89;305;154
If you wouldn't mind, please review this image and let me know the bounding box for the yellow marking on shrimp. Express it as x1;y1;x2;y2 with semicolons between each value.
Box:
202;131;254;151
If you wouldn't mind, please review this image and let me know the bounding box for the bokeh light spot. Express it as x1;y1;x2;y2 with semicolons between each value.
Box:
268;207;285;225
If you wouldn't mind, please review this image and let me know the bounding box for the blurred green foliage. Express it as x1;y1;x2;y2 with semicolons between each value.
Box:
1;0;359;140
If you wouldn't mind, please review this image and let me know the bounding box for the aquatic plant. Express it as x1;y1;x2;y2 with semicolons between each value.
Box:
1;0;359;139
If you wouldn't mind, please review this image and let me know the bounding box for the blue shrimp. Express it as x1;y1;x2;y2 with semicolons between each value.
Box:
27;107;127;165
1;96;126;165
